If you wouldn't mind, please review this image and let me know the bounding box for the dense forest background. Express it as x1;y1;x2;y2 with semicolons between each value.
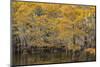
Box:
12;2;96;65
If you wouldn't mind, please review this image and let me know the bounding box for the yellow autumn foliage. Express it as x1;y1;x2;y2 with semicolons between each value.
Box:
12;2;96;48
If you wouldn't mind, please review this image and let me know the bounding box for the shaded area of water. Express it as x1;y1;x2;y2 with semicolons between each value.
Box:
12;51;95;65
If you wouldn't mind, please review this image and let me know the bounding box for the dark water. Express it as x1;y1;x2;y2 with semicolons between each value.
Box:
13;51;95;65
